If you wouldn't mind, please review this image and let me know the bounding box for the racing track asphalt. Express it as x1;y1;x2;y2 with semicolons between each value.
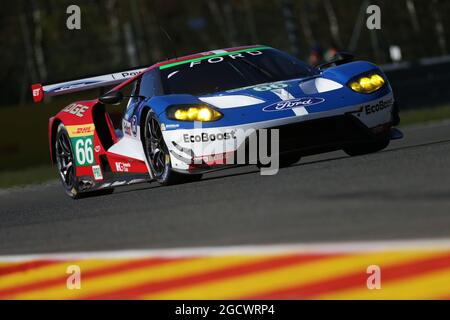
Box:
1;121;450;255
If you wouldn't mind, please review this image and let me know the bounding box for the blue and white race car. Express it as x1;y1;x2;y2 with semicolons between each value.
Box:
34;45;402;198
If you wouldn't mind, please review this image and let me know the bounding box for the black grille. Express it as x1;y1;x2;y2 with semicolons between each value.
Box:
273;115;373;155
236;115;378;159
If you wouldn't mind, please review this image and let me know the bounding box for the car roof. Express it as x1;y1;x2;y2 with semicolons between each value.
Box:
111;45;267;92
156;45;264;68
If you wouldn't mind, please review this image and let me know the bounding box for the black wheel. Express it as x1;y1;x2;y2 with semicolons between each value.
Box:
143;112;202;185
55;124;79;198
392;101;400;126
279;153;302;168
344;139;390;157
257;152;302;169
55;124;114;199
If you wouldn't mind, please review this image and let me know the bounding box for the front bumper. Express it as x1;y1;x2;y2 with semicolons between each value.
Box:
164;94;395;173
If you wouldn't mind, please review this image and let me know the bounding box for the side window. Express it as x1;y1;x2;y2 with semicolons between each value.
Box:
129;80;141;105
124;79;141;120
139;69;162;98
105;79;136;130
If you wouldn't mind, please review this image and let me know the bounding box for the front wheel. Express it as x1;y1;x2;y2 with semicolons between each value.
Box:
143;112;202;186
344;139;390;157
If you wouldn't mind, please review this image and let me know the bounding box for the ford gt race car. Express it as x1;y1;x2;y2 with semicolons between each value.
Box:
32;45;402;199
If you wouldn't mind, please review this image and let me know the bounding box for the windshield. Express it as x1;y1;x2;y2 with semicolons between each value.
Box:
160;48;315;96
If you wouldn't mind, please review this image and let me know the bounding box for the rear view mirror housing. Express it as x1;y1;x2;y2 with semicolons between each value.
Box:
99;91;124;105
318;52;355;70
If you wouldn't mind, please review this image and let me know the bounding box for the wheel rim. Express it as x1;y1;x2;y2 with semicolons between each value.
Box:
145;116;168;177
56;131;75;189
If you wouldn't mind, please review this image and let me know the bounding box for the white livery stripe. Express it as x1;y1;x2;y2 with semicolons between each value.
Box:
1;238;450;261
300;78;343;94
107;136;146;161
293;107;309;116
271;89;295;101
199;95;265;109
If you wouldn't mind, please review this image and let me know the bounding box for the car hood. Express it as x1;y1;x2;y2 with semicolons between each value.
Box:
198;76;345;110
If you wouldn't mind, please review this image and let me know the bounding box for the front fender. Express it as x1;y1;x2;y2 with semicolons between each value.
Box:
322;61;390;86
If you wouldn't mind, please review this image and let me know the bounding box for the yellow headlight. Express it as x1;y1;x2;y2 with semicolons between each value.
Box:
350;74;385;93
172;106;222;122
359;77;373;91
198;107;213;121
174;109;188;121
350;82;362;92
187;107;199;120
371;74;385;87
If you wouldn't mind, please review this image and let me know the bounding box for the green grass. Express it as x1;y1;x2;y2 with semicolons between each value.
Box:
0;165;58;189
1;103;450;189
400;105;450;126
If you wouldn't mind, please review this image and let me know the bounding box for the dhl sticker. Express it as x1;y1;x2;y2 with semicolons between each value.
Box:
66;124;95;138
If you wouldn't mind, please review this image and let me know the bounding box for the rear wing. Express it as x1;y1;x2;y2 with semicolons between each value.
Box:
31;67;147;103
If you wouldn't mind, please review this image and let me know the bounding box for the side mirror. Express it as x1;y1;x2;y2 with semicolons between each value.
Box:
99;91;124;105
318;52;355;70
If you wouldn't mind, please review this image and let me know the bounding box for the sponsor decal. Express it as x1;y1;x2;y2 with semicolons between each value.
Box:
117;71;142;79
31;84;43;102
122;120;132;136
92;165;103;181
94;145;101;153
72;136;95;166
161;124;180;131
253;83;288;92
160;48;269;70
66;124;95;138
263;97;325;112
52;81;98;93
115;162;131;172
131;115;138;136
188;50;263;68
364;99;393;115
165;124;180;130
63;103;89;117
183;131;237;143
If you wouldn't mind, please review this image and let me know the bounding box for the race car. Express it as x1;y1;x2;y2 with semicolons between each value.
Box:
32;45;402;199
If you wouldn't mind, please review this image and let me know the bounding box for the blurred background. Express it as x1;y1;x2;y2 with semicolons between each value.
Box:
0;0;449;187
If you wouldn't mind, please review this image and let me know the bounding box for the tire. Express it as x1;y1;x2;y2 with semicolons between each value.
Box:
55;124;114;199
257;152;302;169
392;101;400;126
143;112;202;186
279;153;302;168
344;139;390;157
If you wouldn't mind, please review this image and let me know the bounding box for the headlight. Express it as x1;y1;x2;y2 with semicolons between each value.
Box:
167;105;223;122
349;74;385;94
